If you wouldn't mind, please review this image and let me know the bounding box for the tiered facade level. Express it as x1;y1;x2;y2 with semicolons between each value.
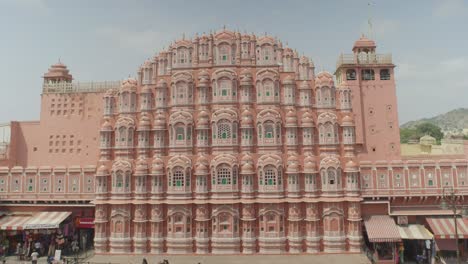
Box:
96;29;362;254
0;29;467;255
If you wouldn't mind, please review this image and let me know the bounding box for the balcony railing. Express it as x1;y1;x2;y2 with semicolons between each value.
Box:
43;81;121;94
336;53;393;68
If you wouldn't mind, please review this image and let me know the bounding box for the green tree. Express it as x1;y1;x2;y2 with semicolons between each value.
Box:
400;123;443;144
415;123;443;143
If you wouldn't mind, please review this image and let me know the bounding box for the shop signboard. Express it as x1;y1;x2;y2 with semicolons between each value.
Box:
76;217;95;229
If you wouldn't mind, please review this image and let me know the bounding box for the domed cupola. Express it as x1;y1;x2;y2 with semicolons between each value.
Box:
344;160;359;173
315;72;334;88
138;113;151;130
121;77;138;91
341;115;355;127
153;112;166;130
299;80;310;90
240;153;255;175
43;61;73;83
100;118;113;131
286;155;300;174
299;56;309;64
151;156;164;176
241;108;254;128
240;69;253;86
195;163;209;175
196;110;210;129
300;111;314;128
285;109;298;128
135;158;148;176
303;155;318;173
198;70;210;87
156;78;167;89
283;75;295;85
97;164;110;176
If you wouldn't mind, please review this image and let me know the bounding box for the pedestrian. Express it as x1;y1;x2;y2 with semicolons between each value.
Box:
142;258;148;264
31;249;39;264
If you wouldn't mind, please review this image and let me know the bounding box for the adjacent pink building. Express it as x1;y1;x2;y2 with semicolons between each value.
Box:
0;29;467;261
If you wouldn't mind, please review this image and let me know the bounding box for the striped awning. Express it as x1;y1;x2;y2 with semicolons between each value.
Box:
0;211;71;230
427;217;468;239
364;215;402;243
0;214;33;230
24;212;72;229
397;224;433;240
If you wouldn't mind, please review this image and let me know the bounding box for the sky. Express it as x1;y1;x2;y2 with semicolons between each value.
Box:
0;0;467;125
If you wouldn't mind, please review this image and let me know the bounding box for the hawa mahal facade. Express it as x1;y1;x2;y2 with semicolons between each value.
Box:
0;29;467;256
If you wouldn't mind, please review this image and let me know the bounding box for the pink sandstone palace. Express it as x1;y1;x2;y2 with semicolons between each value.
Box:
0;29;467;261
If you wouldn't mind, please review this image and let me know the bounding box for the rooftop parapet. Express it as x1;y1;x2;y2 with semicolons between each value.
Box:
336;53;393;68
42;81;121;94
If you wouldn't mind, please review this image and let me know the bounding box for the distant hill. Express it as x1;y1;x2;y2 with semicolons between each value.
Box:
401;108;468;131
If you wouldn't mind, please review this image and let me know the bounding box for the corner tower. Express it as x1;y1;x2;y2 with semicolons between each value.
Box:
335;35;401;161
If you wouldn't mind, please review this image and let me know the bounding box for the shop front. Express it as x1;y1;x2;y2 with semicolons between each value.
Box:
0;211;73;259
426;216;468;262
75;217;95;252
396;219;434;264
364;215;402;264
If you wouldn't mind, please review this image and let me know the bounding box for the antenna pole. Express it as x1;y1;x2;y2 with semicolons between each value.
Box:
368;1;374;40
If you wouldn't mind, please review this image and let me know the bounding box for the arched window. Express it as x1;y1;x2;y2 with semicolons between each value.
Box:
176;126;185;141
380;69;391;80
263;79;274;98
217;166;232;185
264;166;277;186
328;169;336;185
264;121;274;139
172;167;185;187
219;78;231;97
362;69;375;80
218;44;230;63
116;171;123;188
217;120;231;140
346;69;356;80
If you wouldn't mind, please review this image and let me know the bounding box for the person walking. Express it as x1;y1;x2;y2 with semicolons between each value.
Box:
31;249;39;264
142;258;148;264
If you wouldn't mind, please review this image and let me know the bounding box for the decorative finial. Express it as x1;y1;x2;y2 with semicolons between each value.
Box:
182;33;185;40
223;24;226;30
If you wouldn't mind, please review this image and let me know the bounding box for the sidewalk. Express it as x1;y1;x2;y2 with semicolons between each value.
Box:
89;253;371;264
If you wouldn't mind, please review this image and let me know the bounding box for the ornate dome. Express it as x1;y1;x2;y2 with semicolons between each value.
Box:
198;70;210;87
121;77;138;91
195;163;209;175
138;113;151;129
344;160;359;172
353;35;376;50
101;118;113;131
43;61;73;80
286;155;300;173
283;75;295;85
285;109;298;127
96;164;110;176
197;110;210;128
299;80;310;90
301;111;314;127
240;70;253;86
420;135;436;146
135;158;148;175
299;56;309;64
151;157;164;175
156;78;167;88
241;108;254;127
315;72;334;87
303;155;317;173
154;112;166;130
341;115;355;126
241;162;255;174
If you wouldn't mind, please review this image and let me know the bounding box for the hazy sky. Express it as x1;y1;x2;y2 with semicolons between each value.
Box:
0;0;467;124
